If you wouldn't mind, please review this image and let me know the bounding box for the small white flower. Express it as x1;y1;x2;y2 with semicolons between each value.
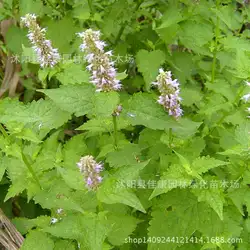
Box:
56;208;63;214
242;94;250;102
51;218;58;224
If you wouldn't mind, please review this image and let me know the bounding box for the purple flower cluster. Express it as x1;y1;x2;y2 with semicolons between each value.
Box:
20;14;60;68
77;29;121;92
77;155;103;190
152;68;183;119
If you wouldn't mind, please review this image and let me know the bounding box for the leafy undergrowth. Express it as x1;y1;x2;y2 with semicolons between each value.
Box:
0;0;250;250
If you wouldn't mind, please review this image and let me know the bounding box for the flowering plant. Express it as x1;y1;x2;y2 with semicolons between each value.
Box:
0;0;249;250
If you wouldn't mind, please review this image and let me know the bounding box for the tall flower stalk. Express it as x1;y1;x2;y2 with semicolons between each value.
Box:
152;68;183;119
77;29;121;92
20;14;60;68
77;155;103;190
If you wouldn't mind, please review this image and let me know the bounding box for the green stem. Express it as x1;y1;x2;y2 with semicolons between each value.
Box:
0;123;42;189
211;0;220;84
0;124;9;139
112;116;118;150
88;0;94;14
114;0;143;45
46;0;63;15
21;152;42;190
169;128;173;148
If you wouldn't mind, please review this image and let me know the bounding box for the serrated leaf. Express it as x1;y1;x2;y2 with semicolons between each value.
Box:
0;156;8;182
39;84;95;117
106;144;142;168
55;63;90;85
43;212;110;250
107;214;140;246
45;16;78;54
57;167;86;191
136;50;165;91
19;0;44;17
63;134;88;168
123;93;175;130
92;91;119;117
76;116;130;133
97;178;146;213
0;98;71;134
113;160;151;181
150;164;193;199
179;20;213;54
33;180;84;213
20;231;54;250
192;187;224;220
191;156;228;175
148;189;218;250
12;216;51;235
54;240;76;250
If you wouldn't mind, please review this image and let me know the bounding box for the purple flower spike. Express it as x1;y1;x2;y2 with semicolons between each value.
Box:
77;29;122;92
152;68;183;119
76;155;103;190
20;14;60;68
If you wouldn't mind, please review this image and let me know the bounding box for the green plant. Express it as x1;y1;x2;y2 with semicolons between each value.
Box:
0;0;250;249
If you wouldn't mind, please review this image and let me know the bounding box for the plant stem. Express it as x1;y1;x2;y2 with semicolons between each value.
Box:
88;0;94;14
0;124;8;139
112;115;118;149
0;124;42;189
114;0;143;45
169;128;173;148
211;0;220;84
46;0;63;15
21;152;42;190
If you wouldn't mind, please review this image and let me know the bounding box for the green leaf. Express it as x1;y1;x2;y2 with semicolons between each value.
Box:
136;50;165;91
63;134;88;168
122;93;175;130
191;156;228;175
39;84;95;117
150;164;193;199
5;26;29;55
19;0;44;17
228;187;250;215
45;16;78;54
54;240;76;250
179;20;213;54
0;98;71;134
33;180;84;213
20;231;54;250
192;186;225;220
158;5;184;29
12;216;51;235
55;63;90;85
43;212;110;250
148;189;218;250
113;160;151;181
213;5;243;30
116;71;128;80
106;144;142;168
76;116;130;133
0;156;8;182
107;213;140;246
97;178;146;213
92;91;119;118
14;128;42;143
57;167;86;191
